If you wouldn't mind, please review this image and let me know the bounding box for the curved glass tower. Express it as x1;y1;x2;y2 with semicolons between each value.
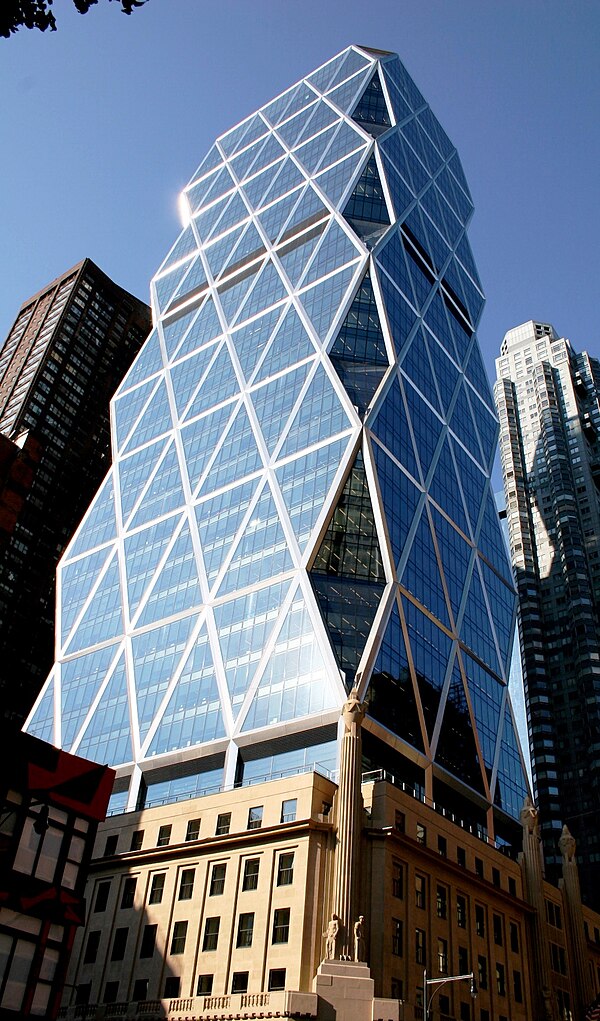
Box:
26;46;529;831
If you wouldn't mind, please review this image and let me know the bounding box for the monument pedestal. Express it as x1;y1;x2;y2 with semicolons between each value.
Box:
313;960;399;1021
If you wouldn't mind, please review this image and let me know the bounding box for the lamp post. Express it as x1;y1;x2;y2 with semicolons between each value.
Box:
423;970;476;1021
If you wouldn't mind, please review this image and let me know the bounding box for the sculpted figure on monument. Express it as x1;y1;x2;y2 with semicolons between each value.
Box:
520;794;539;835
341;687;365;732
559;824;576;862
354;916;365;962
324;914;339;960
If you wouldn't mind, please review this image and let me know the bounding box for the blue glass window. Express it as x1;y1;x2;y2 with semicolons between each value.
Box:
459;563;502;676
124;517;181;618
371;375;419;481
401;512;450;628
196;404;261;498
217;486;293;596
251;361;312;455
65;555;123;654
123;380;173;455
158;225;198;276
183;345;240;421
314;150;367;208
66;471;117;560
170;341;220;418
403;378;443;482
435;662;485;793
329;271;389;415
76;656;132;766
131;615;197;741
61;646;120;750
403;597;453;739
253;307;315;384
128;443;186;530
279;364;351;459
343;154;390;238
312;576;384;681
351;72;391;134
327;68;372;116
401;330;441;414
430;506;473;622
61;547;115;645
231;305;286;382
366;599;424;751
196;477;258;587
461;651;504;775
372;442;421;569
180;402;238;495
137;523;202;628
118;438;168;525
428;436;469;535
276;436;350;551
26;678;55;744
302;221;360;287
311;451;384;582
278;226;326;289
117;330;163;395
299;264;358;343
494;706;529;818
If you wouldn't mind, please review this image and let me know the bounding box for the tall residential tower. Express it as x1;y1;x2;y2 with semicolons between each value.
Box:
495;321;600;907
27;46;528;843
0;259;150;723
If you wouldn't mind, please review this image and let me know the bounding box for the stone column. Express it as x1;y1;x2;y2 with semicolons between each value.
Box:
519;796;557;1021
558;825;594;1017
331;687;365;959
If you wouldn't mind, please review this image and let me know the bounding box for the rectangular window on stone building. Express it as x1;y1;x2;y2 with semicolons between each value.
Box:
493;913;503;945
186;818;201;841
216;813;231;835
121;877;137;909
280;799;297;822
103;981;119;1004
157;824;171;847
394;811;405;833
546;900;562;928
130;830;144;851
475;857;484;878
415;874;426;909
210;863;227;895
457;895;467;928
243;858;260;891
232;972;249;994
457;846;466;867
477;955;487;990
392;918;403;956
436;885;447;919
416;823;426;845
510;921;519;952
179;868;195;900
496;963;506;996
392;861;403;898
197;975;213;995
269;968;286;991
203;917;220;951
438;835;447;857
149;873;165;904
460;1003;470;1021
391;977;403;999
513;970;523;1002
272;908;290;944
139;925;157;958
458;946;468;973
277;852;294;887
75;983;91;1005
164;977;180;997
103;834;118;856
94;881;111;912
111;928;128;962
170;920;188;955
132;979;148;1001
416;928;426;965
237;912;254;948
247;806;263;830
475;905;485;937
84;930;100;965
492;867;500;888
438;938;448;974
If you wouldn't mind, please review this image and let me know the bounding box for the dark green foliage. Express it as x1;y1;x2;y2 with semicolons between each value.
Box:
1;0;148;37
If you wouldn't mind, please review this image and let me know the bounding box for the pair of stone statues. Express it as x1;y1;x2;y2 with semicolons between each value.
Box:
324;914;365;962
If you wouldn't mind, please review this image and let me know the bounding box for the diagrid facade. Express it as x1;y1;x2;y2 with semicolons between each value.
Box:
26;45;528;840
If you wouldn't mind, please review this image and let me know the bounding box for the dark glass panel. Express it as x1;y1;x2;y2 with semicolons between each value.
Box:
435;661;485;793
430;505;473;622
371;375;419;481
477;491;513;585
464;341;494;412
372;442;421;570
403;597;453;740
351;71;391;135
461;651;504;777
450;383;483;465
381;154;414;220
451;440;486;536
377;231;417;309
428;436;469;535
377;270;419;359
403;379;443;482
478;558;515;674
329;272;389;414
342;154;390;244
494;705;529;819
459;563;502;676
401;329;441;414
312;576;384;683
365;599;424;751
401;511;450;627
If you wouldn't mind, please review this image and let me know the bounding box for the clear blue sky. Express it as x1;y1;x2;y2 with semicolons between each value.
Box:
1;0;599;443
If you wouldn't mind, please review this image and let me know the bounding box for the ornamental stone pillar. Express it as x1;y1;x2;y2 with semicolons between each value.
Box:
519;796;557;1021
331;687;365;959
559;825;594;1017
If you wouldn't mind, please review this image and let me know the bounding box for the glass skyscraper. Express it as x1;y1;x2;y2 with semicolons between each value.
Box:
26;46;528;840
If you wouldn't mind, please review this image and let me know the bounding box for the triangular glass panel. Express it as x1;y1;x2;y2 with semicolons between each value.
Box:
67;471;117;560
180;401;238;495
329;271;389;415
311;450;385;582
196;477;259;588
213;579;290;715
169;341;220;419
264;81;311;127
401;329;441;414
173;296;223;362
114;377;157;452
381;66;413;123
129;443;187;530
456;233;483;290
376;231;417;310
276;103;319;148
371;375;419;480
147;625;225;754
435;660;485;793
426;331;459;415
122;379;173;454
403;239;435;311
116;329;162;396
428;436;469;536
234;133;284;182
131;615;197;741
162;307;199;361
295;125;338;175
459;562;502;676
445;300;472;365
197;404;262;498
464;340;494;412
254;307;315;383
328;48;372;90
220;112;267;158
279;363;351;459
494;703;529;818
417;106;453;160
183;344;240;421
60;645;120;750
451;440;486;536
172;255;207;307
75;655;132;767
299;264;357;343
403;378;444;482
280;187;329;245
327;67;372;115
60;546;115;645
218;485;294;596
403;597;453;742
301;221;360;287
226;222;265;276
312;575;384;683
234;260;288;327
231;305;286;381
257;189;304;244
377;271;419;359
469;390;498;470
365;599;424;751
187;165;232;214
208;191;249;242
295;101;340;147
308;52;349;94
251;361;311;455
430;506;473;623
321;121;366;172
461;650;504;777
351;71;392;136
118;438;168;525
477;490;513;584
241;591;339;730
261;158;306;208
449;381;483;466
314;149;367;209
189;142;222;181
205;225;246;279
218;263;262;326
137;522;202;627
372;442;421;570
26;676;55;744
343;153;390;243
478;558;515;676
65;554;123;654
153;261;192;313
380;154;414;222
278;226;325;288
276;435;349;551
400;510;450;627
124;515;182;618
